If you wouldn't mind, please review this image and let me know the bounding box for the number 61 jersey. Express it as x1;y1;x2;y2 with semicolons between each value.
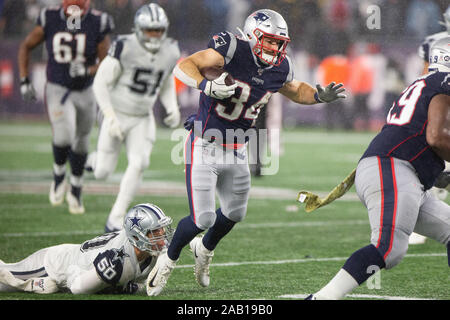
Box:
361;71;450;190
106;33;180;116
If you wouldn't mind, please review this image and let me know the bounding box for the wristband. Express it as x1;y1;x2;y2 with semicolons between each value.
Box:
198;79;208;91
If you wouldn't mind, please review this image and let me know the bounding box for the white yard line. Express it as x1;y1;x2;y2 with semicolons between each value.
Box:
278;293;435;300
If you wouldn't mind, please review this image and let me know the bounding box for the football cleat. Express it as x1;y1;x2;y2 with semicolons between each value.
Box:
66;190;85;214
146;251;177;296
189;236;214;287
49;179;66;206
408;232;427;245
305;294;317;300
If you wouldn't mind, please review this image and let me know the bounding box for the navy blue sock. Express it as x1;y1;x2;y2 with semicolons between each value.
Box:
167;216;203;261
342;244;386;285
52;144;70;165
68;150;87;177
203;208;236;251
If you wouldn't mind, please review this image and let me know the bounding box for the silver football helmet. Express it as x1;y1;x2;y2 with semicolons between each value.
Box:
428;36;450;72
124;203;174;256
240;9;290;66
134;3;169;52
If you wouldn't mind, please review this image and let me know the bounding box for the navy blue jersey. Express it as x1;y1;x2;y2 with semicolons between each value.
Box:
37;7;113;90
194;32;294;142
362;71;450;190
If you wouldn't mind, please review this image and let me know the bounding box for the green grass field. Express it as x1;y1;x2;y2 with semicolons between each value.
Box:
0;120;448;302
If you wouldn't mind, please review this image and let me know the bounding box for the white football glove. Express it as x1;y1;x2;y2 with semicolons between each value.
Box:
315;82;346;103
103;108;124;141
69;61;88;78
20;77;37;102
163;109;181;128
199;72;237;100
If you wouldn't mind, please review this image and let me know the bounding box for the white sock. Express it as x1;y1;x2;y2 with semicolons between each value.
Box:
315;269;359;300
53;163;66;176
70;175;83;187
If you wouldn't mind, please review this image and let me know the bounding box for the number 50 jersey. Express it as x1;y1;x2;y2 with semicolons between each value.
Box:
362;71;450;190
106;34;180;116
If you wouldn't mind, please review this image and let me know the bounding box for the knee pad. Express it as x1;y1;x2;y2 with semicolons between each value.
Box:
224;204;247;223
377;229;409;270
195;211;217;230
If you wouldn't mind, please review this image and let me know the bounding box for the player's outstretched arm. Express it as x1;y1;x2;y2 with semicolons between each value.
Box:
279;80;346;105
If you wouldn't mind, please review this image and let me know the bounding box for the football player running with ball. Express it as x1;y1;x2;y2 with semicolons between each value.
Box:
306;37;450;300
18;0;114;214
0;204;174;295
146;9;346;296
89;3;181;232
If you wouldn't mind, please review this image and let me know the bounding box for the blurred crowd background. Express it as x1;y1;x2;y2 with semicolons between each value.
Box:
0;0;448;131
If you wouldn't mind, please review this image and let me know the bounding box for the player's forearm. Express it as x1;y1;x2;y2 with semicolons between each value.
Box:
279;80;318;105
92;56;121;115
159;75;179;114
18;43;32;79
70;268;107;294
173;60;204;88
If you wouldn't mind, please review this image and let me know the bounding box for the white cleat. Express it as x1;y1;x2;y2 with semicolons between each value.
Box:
49;180;66;206
408;232;427;245
146;251;177;296
189;236;214;287
66;191;85;214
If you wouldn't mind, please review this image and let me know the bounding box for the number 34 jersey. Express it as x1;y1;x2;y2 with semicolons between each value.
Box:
44;231;155;289
362;71;450;190
196;31;294;137
107;34;180;116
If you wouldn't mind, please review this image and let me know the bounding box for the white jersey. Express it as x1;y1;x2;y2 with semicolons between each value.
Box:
418;31;449;62
44;230;155;290
105;34;180;116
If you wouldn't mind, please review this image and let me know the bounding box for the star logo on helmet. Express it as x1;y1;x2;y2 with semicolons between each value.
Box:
129;215;143;230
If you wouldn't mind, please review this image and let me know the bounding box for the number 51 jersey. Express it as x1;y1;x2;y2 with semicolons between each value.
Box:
361;71;450;190
106;34;180;116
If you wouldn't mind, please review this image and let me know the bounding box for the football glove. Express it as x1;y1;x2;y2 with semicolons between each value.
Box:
163;109;181;128
183;114;196;131
199;72;238;100
20;77;37;102
315;82;346;103
434;171;450;189
69;61;88;78
297;168;356;212
103;108;124;141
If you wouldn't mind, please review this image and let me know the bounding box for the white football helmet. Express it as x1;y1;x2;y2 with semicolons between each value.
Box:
240;9;290;66
134;3;169;52
124;203;174;256
428;36;450;72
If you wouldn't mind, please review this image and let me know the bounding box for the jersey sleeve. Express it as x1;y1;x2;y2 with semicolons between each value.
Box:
107;38;125;61
36;7;48;28
207;31;237;66
93;249;124;286
98;12;114;42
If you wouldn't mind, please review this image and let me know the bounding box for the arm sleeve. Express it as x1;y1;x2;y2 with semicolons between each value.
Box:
159;73;179;114
69;267;109;294
92;55;122;115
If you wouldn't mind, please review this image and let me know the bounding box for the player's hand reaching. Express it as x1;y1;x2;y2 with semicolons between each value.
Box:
163;109;181;128
69;61;89;78
315;82;346;103
20;77;37;102
199;72;238;100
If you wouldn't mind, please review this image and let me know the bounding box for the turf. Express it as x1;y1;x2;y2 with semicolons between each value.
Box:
0;120;448;303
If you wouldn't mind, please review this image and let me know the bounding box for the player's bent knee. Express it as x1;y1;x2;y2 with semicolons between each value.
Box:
128;154;150;172
195;211;217;230
225;206;247;223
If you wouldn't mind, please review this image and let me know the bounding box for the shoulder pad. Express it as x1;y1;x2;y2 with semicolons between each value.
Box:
93;247;129;285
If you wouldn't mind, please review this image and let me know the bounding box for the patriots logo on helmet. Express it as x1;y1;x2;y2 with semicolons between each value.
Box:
252;12;270;24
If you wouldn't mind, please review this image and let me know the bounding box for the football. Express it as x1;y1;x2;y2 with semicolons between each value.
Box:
200;67;235;86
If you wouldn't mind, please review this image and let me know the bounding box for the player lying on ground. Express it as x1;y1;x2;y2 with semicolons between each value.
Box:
0;203;173;294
